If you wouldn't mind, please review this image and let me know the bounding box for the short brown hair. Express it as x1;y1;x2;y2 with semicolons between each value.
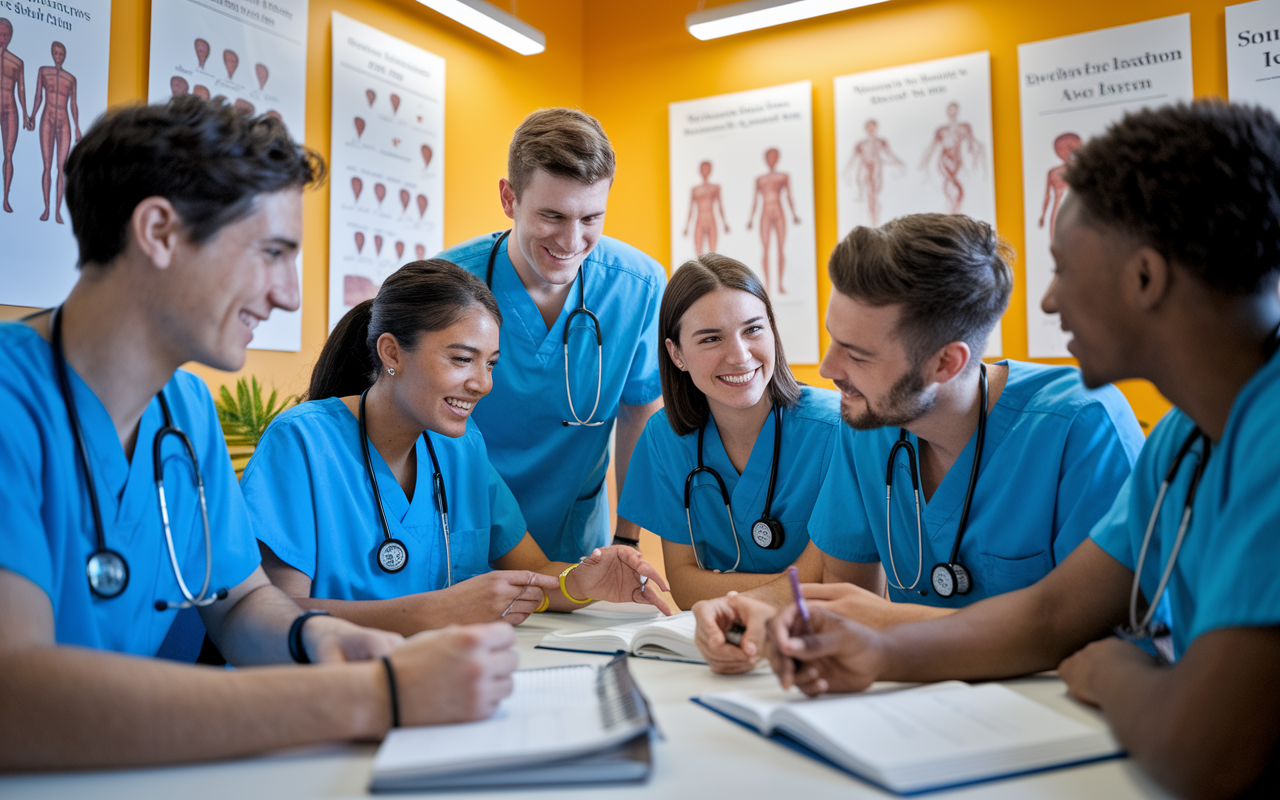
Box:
828;214;1013;367
507;108;615;198
660;253;802;436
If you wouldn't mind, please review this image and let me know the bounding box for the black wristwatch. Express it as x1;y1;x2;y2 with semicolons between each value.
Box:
611;535;641;549
288;610;331;664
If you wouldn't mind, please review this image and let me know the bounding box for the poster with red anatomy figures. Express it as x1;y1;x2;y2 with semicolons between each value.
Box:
0;0;111;309
147;0;309;352
328;11;443;332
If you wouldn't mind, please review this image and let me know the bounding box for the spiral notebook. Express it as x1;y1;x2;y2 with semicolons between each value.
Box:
370;655;653;791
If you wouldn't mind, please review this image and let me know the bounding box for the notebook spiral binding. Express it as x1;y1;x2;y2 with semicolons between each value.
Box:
596;654;647;731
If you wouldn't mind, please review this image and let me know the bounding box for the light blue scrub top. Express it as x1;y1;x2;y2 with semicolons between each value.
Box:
0;322;261;656
242;398;527;599
810;360;1145;607
618;386;843;573
436;233;666;562
1091;350;1280;662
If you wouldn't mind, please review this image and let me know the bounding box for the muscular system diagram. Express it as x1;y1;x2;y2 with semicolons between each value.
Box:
844;119;903;227
920;102;986;215
30;40;80;224
683;160;728;255
1;18;31;214
1039;132;1081;240
746;148;800;295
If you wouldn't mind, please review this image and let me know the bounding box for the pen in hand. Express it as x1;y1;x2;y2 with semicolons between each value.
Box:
501;573;534;618
786;565;811;672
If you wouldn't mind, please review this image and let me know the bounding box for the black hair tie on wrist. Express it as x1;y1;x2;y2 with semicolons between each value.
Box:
288;610;331;664
381;656;401;729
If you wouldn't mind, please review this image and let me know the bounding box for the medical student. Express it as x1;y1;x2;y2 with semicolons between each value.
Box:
695;213;1144;673
617;254;841;609
243;260;670;632
436;108;666;562
0;98;522;771
763;100;1280;798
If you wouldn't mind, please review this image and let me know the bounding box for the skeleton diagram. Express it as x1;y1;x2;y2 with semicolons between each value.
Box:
1038;133;1082;241
683;160;728;255
1;19;30;214
919;102;985;215
29;41;79;224
746;148;800;295
843;119;903;227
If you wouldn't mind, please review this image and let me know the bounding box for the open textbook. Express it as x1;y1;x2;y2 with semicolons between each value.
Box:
370;656;652;791
537;611;705;663
695;681;1121;795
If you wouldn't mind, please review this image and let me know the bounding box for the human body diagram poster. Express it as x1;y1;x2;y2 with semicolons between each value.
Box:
1227;1;1280;112
328;11;443;331
669;82;819;364
1018;14;1192;357
148;0;309;352
0;1;109;308
833;52;1000;355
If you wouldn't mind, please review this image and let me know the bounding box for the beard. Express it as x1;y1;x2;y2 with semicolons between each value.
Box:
837;366;935;430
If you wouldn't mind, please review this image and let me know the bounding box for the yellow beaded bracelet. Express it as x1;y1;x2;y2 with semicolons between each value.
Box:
558;563;593;604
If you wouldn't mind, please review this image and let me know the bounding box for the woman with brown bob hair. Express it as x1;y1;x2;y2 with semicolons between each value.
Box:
617;253;843;609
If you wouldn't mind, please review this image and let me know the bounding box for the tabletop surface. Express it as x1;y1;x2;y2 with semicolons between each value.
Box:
0;603;1175;799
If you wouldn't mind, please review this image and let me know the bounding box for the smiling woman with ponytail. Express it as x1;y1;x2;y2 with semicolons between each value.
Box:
240;259;670;633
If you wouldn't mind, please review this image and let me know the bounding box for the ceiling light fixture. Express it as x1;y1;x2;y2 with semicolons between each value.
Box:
686;0;890;41
416;0;546;55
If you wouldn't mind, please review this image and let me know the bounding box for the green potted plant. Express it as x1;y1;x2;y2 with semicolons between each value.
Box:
214;376;295;477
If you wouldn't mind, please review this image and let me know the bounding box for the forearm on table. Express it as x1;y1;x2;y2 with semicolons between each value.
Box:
671;566;783;609
269;594;440;637
208;581;318;666
0;645;387;771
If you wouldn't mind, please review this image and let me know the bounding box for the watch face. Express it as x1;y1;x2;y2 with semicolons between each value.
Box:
87;550;129;598
751;521;773;548
931;564;955;597
378;539;408;573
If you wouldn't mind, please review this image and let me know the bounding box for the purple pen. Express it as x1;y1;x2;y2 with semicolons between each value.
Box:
787;565;811;634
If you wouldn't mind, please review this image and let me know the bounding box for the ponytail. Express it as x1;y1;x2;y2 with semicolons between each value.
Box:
306;259;501;402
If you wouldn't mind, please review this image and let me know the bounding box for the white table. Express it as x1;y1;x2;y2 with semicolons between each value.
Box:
0;605;1174;799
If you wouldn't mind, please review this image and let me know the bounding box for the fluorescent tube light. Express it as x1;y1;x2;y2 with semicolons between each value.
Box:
417;0;546;55
687;0;890;40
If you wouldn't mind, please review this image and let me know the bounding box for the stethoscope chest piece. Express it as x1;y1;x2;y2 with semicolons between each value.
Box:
930;561;972;599
87;549;130;598
750;517;785;550
376;538;409;573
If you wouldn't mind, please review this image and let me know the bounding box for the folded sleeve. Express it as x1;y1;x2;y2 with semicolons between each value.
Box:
486;461;528;561
240;416;319;579
807;428;881;563
620;270;666;408
617;414;688;543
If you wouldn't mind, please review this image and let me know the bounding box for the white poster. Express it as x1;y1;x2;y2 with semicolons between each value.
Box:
669;81;819;364
148;0;309;353
834;52;1001;355
328;11;443;332
1018;14;1193;357
1227;1;1280;112
0;0;110;308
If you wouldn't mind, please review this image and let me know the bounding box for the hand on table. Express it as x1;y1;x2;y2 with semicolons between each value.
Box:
693;592;776;674
303;614;404;663
1058;636;1159;708
434;571;561;625
571;546;672;615
765;604;885;696
390;623;519;726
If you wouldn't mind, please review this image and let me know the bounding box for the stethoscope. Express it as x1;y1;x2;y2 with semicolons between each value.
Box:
486;229;604;427
49;306;226;609
884;362;988;600
358;388;453;584
683;405;786;573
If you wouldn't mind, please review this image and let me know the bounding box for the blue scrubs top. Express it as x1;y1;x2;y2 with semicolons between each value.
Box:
810;361;1145;607
242;398;527;600
0;322;261;657
1091;350;1280;662
436;233;666;562
618;386;842;573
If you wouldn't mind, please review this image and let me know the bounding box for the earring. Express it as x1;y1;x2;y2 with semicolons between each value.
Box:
387;367;395;376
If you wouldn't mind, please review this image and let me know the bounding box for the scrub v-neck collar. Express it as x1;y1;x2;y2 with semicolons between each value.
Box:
491;236;584;364
702;407;779;517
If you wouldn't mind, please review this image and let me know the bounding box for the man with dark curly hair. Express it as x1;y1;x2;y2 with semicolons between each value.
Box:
760;100;1280;799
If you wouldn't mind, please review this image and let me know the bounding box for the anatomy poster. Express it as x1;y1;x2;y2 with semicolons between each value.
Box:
148;0;309;352
0;1;110;308
833;52;1000;355
1018;14;1192;357
328;11;443;331
669;81;819;364
1227;1;1280;112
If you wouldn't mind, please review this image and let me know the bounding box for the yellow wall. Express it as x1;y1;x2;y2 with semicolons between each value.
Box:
581;0;1237;432
2;0;1241;430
